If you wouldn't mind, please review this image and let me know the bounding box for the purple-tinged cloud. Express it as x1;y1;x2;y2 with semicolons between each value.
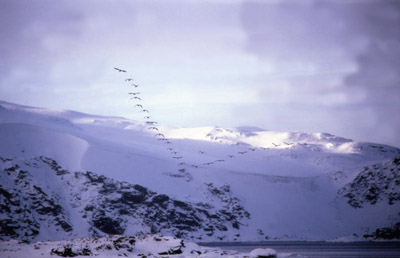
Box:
1;0;399;147
240;0;400;146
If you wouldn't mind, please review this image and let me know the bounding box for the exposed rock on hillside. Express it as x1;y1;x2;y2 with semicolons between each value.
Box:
0;155;249;242
338;157;400;208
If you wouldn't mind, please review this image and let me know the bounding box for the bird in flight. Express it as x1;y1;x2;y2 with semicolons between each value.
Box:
114;67;126;72
129;92;140;95
134;104;143;108
141;109;149;113
132;96;141;100
125;78;133;82
144;116;151;119
149;127;159;131
155;133;165;138
199;151;205;154
228;155;235;158
131;84;139;88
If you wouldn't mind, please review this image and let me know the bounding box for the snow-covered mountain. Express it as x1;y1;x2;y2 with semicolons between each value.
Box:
1;100;399;243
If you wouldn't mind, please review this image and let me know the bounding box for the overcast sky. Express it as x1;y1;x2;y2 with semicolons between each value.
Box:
1;0;399;147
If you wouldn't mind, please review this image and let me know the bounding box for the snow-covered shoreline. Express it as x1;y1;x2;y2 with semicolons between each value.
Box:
0;235;279;258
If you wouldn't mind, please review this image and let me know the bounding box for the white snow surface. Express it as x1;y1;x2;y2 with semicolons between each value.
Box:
0;234;267;258
1;100;400;242
249;247;278;257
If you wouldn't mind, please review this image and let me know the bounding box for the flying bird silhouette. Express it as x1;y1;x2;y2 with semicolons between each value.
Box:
141;109;149;113
134;104;143;108
114;67;126;72
148;127;159;131
144;116;151;119
131;84;139;87
133;97;141;100
125;78;133;82
129;92;140;95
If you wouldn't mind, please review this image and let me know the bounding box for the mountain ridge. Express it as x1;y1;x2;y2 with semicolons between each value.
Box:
1;100;399;242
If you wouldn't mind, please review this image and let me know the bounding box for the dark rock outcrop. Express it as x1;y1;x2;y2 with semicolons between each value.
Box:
338;157;400;208
1;155;250;241
364;222;400;240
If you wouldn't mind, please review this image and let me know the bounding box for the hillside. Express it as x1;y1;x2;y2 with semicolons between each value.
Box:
1;100;399;242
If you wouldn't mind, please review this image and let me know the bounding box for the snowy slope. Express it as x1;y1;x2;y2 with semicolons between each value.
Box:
1;100;399;242
0;155;248;242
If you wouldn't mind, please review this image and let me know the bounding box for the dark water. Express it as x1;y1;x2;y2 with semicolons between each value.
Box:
199;241;400;258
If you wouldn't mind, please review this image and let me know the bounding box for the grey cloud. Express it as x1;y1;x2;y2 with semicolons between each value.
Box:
240;0;400;146
0;1;84;65
341;1;400;144
240;0;400;78
342;1;400;90
240;1;351;63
